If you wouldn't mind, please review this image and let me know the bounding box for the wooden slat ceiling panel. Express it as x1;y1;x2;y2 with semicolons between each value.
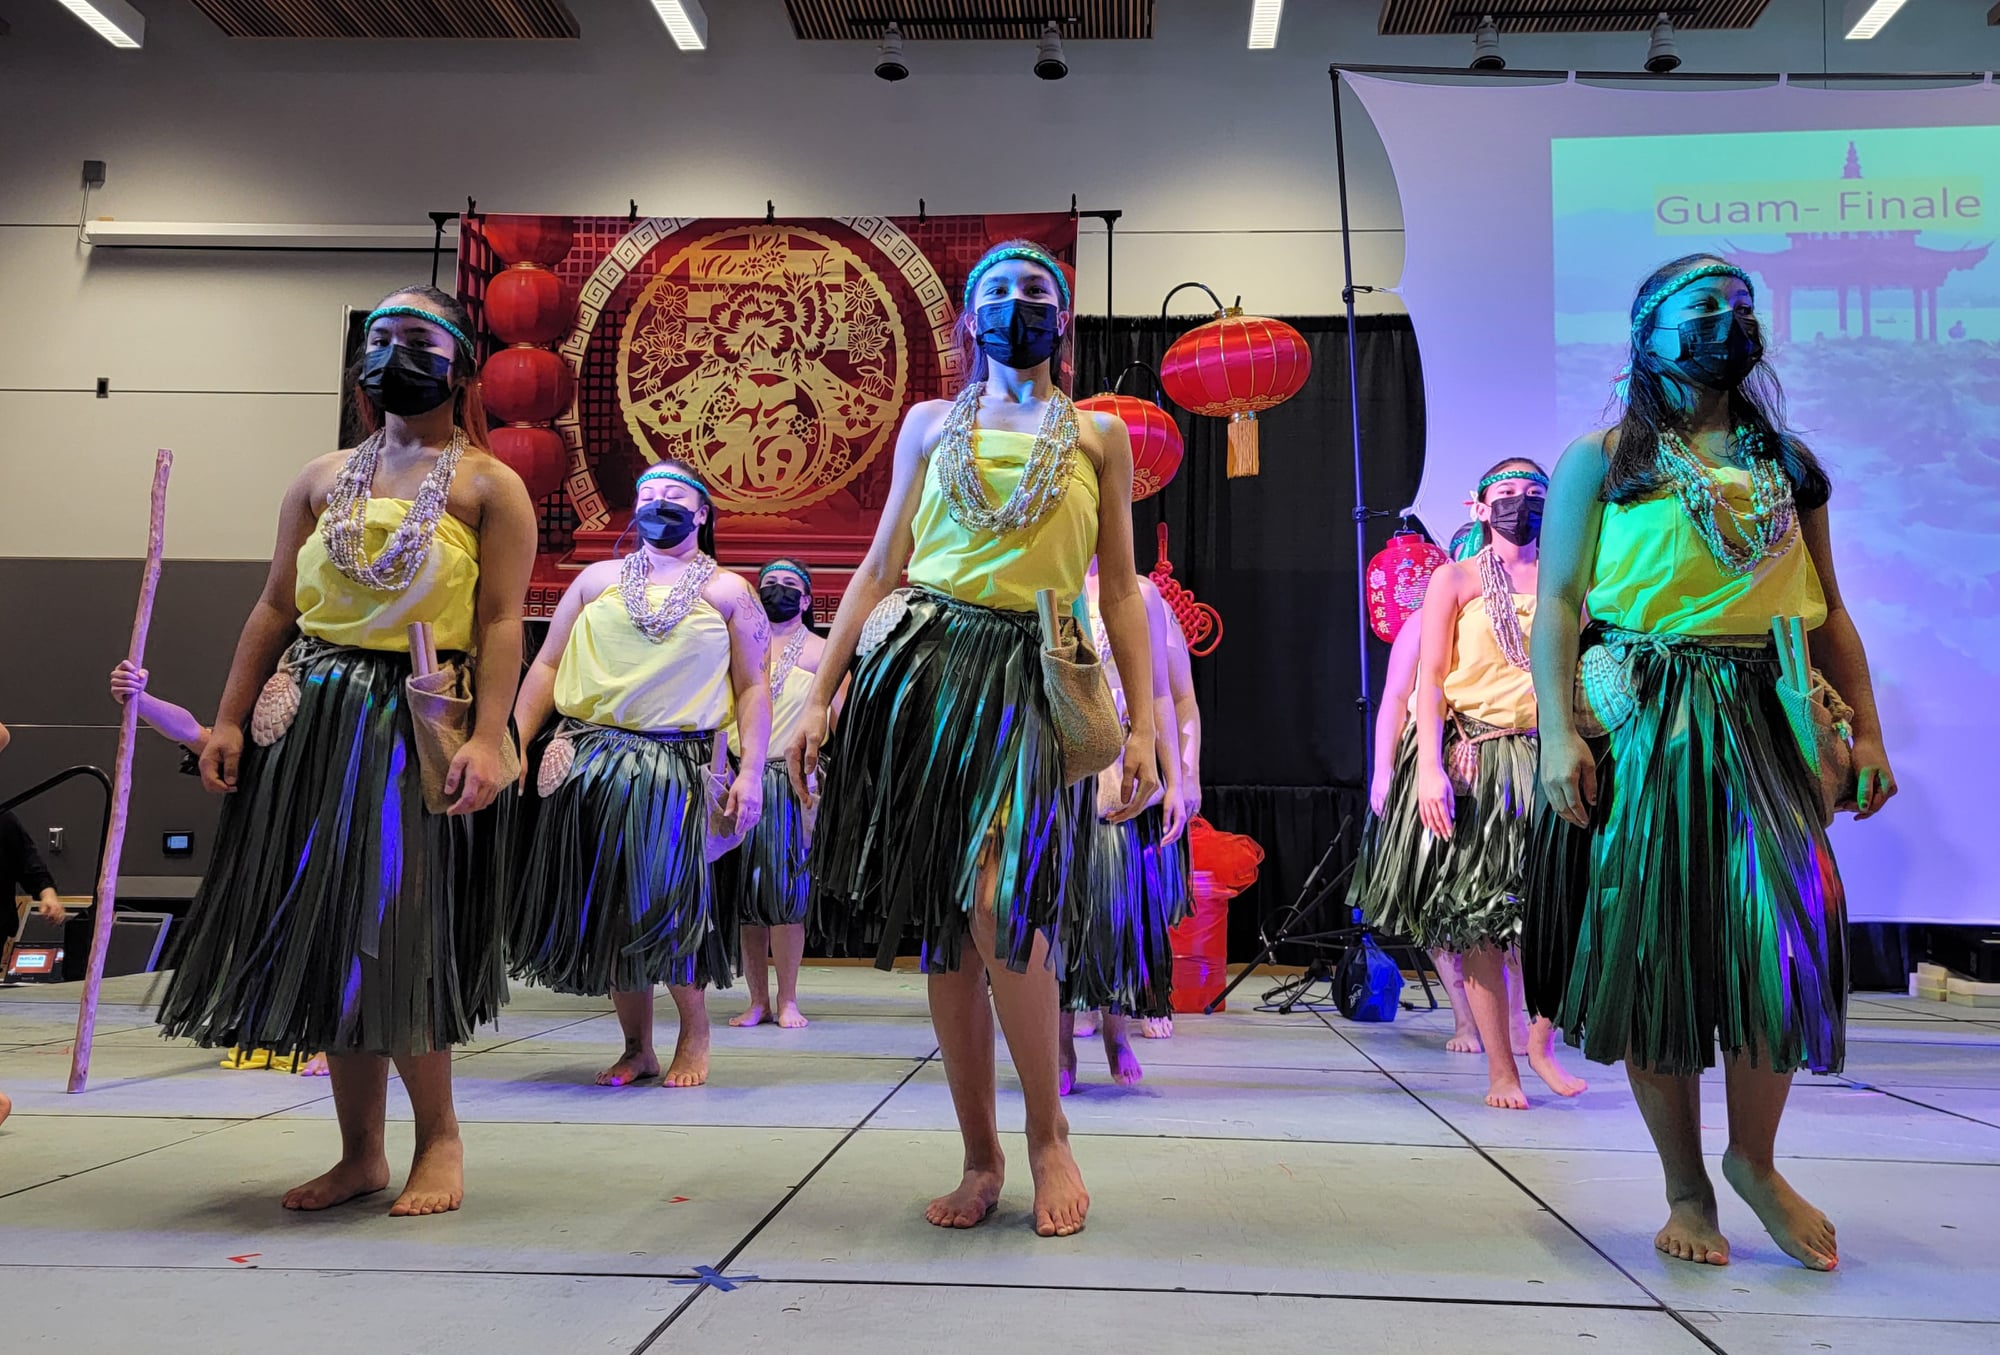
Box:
1380;0;1771;35
188;1;580;40
785;1;1153;41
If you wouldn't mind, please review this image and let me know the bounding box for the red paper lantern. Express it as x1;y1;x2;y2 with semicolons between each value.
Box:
481;215;575;268
485;265;575;346
480;346;575;425
1076;392;1184;500
489;425;568;502
1159;309;1311;478
1367;531;1448;643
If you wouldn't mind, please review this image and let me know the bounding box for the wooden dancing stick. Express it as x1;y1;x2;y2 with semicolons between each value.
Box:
70;449;173;1093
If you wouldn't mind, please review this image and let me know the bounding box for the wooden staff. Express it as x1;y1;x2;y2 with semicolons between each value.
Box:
70;449;173;1093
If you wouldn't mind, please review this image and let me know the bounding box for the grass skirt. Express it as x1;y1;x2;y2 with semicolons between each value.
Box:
730;759;811;929
509;721;730;993
1062;803;1192;1017
811;589;1075;974
1524;631;1847;1076
1350;721;1539;952
157;645;509;1057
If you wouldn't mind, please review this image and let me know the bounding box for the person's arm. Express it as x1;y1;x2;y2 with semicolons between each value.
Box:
201;462;326;794
1533;434;1612;828
1090;415;1160;825
109;662;207;747
1372;617;1422;815
717;571;774;832
787;402;942;799
512;564;609;756
6;817;64;924
445;461;539;816
1137;578;1185;845
1412;566;1464;840
1800;505;1897;818
1163;610;1203;820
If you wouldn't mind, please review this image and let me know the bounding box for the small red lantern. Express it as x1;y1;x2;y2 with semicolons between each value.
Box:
1367;530;1448;643
1160;308;1311;479
1076;392;1183;501
480;215;575;268
485;265;575;346
489;425;568;501
480;346;575;425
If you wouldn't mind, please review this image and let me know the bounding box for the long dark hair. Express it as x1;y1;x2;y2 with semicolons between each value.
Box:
1606;254;1827;506
953;239;1074;393
347;285;492;448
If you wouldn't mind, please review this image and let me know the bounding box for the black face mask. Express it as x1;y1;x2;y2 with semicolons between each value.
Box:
975;299;1063;370
633;499;700;550
759;581;807;623
359;343;456;417
1672;310;1763;390
1487;495;1545;546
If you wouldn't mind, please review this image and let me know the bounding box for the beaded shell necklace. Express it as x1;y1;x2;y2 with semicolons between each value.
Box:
1655;425;1796;575
933;380;1081;535
318;428;467;592
619;548;717;642
769;626;809;698
1476;547;1533;671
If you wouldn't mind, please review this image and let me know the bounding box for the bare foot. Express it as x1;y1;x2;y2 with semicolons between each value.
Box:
1527;1044;1587;1098
1511;1015;1531;1057
1445;1024;1484;1054
1484;1073;1530;1110
1655;1190;1731;1266
1722;1149;1837;1271
1103;1021;1143;1087
663;1024;709;1088
1058;1035;1078;1097
389;1137;464;1217
1029;1138;1090;1237
300;1053;329;1078
776;1002;809;1029
1138;1016;1173;1039
729;1005;770;1029
1072;1010;1099;1038
595;1046;661;1087
926;1164;1004;1228
282;1156;390;1211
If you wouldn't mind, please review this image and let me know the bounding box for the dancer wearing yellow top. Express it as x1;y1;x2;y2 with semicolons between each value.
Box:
159;286;538;1217
511;462;771;1090
789;241;1158;1239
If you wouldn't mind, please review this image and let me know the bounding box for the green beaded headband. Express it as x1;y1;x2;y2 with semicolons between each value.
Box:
1630;263;1754;335
364;305;473;352
963;245;1072;312
637;466;711;501
759;557;813;587
1475;468;1548;498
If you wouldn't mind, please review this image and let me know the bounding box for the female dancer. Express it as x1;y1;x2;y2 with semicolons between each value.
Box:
1356;460;1584;1108
790;240;1158;1238
1532;257;1895;1271
1135;600;1203;1041
728;558;822;1031
159;286;537;1215
511;462;769;1089
1059;565;1185;1090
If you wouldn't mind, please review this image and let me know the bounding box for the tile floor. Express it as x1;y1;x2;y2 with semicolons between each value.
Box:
1;971;1996;1354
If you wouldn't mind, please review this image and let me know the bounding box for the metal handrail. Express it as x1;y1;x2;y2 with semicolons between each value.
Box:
1;765;113;905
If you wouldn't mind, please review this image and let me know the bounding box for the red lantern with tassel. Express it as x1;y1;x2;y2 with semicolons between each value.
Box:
1076;362;1184;501
1367;529;1448;643
489;425;568;502
481;346;575;425
1160;303;1311;479
485;265;576;346
481;215;575;268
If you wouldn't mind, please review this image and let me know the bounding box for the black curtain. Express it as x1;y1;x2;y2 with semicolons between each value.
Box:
1075;316;1426;964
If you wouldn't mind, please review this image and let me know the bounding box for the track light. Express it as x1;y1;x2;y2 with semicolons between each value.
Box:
1469;14;1504;71
875;22;909;81
1034;22;1068;80
1644;12;1681;72
647;0;707;52
56;0;146;49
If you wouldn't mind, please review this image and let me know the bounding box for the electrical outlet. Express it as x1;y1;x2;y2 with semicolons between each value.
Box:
47;826;65;853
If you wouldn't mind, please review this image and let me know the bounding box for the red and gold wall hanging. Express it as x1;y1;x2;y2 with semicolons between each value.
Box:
458;211;1079;615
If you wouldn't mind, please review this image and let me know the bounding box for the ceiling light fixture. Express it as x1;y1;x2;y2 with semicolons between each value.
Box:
648;0;708;51
1469;14;1504;70
1843;0;1909;39
875;22;909;81
1644;12;1681;71
56;0;145;49
1034;21;1068;80
1248;0;1283;50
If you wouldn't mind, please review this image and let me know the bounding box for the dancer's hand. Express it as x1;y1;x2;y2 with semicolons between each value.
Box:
35;894;67;925
1541;728;1597;829
1369;762;1393;817
1108;728;1160;825
201;723;244;794
1416;761;1456;840
786;702;829;805
109;661;148;703
1159;782;1188;847
1852;739;1898;820
1183;778;1202;822
725;767;764;837
444;734;507;816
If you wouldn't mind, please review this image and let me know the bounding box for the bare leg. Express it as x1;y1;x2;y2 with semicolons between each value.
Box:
599;988;661;1086
1058;1009;1079;1097
1101;1011;1142;1087
388;1050;463;1216
1505;951;1530;1055
1720;1055;1837;1270
925;945;1005;1228
1432;949;1481;1053
283;1052;391;1211
1072;1008;1098;1038
1628;1063;1729;1265
770;923;809;1028
663;984;711;1087
1461;944;1528;1109
0;1086;12;1129
1525;1016;1587;1097
732;925;772;1027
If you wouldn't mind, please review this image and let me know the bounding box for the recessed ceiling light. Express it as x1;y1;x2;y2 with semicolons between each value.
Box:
1844;0;1909;40
56;0;146;49
649;0;708;52
1248;0;1284;50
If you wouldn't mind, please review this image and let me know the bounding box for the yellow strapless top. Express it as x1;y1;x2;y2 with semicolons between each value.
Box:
1441;594;1538;729
767;660;816;755
295;500;481;653
554;586;734;733
1588;469;1826;636
906;429;1099;613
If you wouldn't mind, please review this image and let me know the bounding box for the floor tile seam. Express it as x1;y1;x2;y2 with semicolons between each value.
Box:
0;1119;253;1203
1833;1079;2000;1130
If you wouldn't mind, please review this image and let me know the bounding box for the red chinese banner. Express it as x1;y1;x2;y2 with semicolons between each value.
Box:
458;212;1079;616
